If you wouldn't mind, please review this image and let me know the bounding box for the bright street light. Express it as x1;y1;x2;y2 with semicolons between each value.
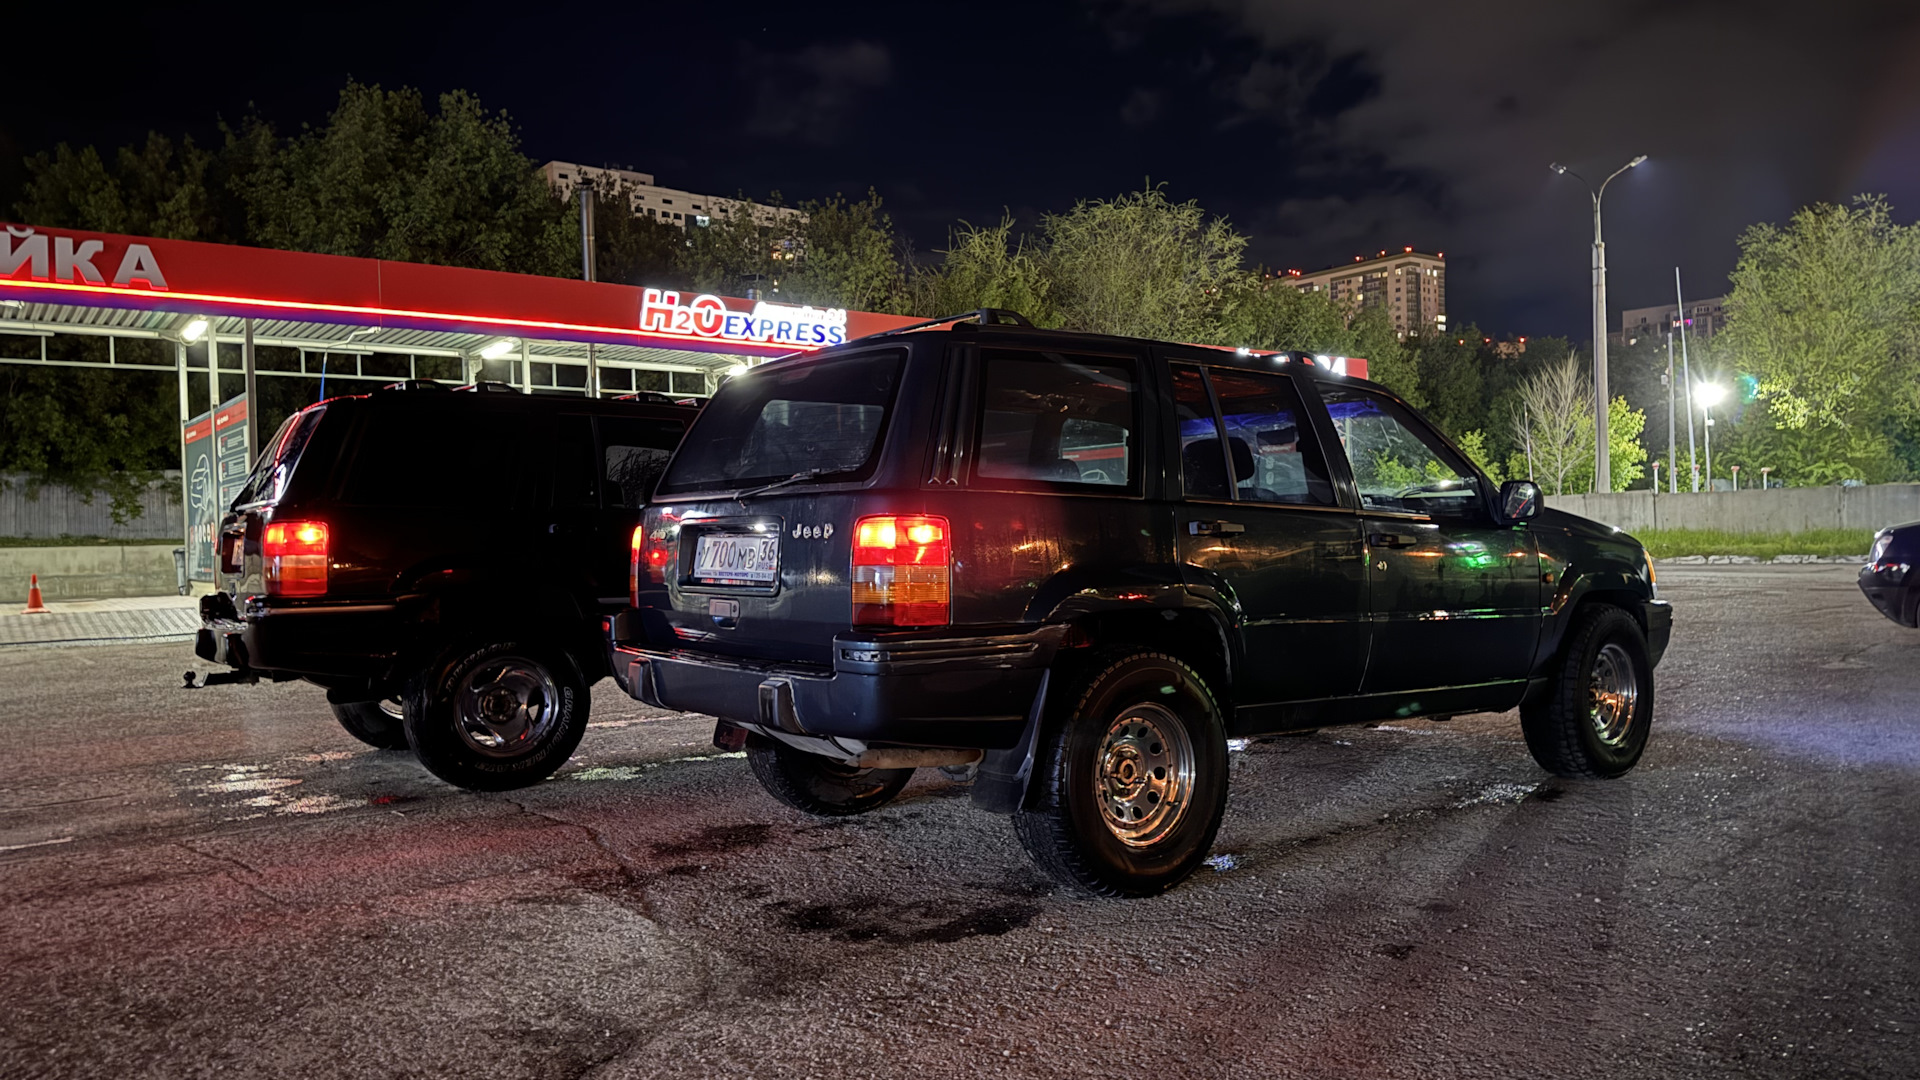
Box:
1695;382;1728;408
1551;154;1648;491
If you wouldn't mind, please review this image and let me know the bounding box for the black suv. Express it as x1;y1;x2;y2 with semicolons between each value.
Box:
197;383;695;789
606;315;1672;895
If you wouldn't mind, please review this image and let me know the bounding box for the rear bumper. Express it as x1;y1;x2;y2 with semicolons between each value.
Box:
608;624;1066;749
1644;598;1674;666
1859;563;1915;627
196;592;405;682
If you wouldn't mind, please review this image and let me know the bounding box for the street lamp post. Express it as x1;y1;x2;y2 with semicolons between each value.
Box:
1697;382;1727;490
1761;466;1772;489
1551;155;1647;493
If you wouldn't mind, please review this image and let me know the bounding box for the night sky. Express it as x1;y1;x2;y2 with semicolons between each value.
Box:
11;1;1920;338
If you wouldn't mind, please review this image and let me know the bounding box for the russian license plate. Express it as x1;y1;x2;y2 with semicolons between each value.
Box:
693;533;779;584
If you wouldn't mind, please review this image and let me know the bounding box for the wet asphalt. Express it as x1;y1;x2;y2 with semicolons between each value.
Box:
0;563;1914;1080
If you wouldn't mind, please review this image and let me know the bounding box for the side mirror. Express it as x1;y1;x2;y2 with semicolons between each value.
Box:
1499;479;1542;522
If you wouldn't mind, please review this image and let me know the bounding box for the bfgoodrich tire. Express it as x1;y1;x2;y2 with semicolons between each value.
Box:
403;642;589;791
1521;604;1654;779
330;699;409;750
745;734;913;816
1013;651;1229;898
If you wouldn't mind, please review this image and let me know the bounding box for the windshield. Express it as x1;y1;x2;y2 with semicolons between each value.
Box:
656;350;904;496
233;405;327;507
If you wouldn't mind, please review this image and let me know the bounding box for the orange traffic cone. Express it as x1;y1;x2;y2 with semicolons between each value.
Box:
21;573;49;615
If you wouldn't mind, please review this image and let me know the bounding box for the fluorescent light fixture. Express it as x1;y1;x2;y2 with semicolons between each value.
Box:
180;318;210;343
479;337;518;361
726;363;749;377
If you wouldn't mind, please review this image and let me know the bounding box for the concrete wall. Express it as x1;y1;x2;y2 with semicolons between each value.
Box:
0;473;183;541
0;545;183;603
1548;484;1920;535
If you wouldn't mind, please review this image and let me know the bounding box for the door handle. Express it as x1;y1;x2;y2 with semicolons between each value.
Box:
1189;520;1246;536
1369;531;1419;549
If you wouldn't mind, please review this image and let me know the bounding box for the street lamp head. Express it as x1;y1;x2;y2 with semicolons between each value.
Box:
1549;162;1567;175
1628;154;1648;168
1697;382;1728;407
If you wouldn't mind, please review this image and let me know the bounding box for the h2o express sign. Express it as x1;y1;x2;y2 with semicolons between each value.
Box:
639;288;848;349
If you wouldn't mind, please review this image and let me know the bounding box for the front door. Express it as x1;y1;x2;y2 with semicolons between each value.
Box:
1168;362;1369;705
1315;384;1540;695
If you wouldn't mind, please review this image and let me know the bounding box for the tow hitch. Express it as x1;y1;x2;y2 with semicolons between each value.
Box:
182;669;256;690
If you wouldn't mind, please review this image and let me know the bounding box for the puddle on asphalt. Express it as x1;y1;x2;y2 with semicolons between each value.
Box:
1204;853;1244;872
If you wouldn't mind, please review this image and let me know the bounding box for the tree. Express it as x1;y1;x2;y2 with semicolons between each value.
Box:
684;195;791;298
909;215;1057;324
587;182;693;289
1414;328;1487;438
225;83;574;275
15;134;226;241
781;190;905;313
1508;353;1589;495
0;357;177;524
1040;185;1245;341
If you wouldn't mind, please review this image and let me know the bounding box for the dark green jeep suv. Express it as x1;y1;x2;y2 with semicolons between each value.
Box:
607;313;1672;896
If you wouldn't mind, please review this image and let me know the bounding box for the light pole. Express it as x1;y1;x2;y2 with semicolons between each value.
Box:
1552;155;1647;493
1760;466;1772;489
1697;382;1727;490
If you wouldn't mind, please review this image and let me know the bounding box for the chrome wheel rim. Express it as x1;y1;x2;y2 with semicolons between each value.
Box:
453;658;560;758
1589;643;1640;747
1094;702;1194;848
378;698;404;721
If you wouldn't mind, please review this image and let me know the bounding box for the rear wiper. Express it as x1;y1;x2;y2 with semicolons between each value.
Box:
734;468;832;501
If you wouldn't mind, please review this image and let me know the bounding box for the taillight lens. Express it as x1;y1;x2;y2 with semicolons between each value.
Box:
262;520;328;597
632;516;676;603
852;514;950;627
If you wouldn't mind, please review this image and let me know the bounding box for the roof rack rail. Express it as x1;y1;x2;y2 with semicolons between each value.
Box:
452;380;522;393
378;379;450;391
865;308;1033;339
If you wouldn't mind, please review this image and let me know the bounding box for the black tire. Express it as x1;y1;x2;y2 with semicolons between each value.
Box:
330;699;409;750
1013;651;1229;898
1522;604;1654;779
744;734;914;816
402;641;589;791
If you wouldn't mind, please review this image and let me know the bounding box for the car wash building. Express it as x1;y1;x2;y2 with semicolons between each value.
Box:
0;222;920;581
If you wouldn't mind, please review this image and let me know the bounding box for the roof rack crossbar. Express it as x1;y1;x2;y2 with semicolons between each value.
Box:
864;308;1033;339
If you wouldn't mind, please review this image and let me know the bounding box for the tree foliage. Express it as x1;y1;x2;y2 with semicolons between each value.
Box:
1040;186;1246;342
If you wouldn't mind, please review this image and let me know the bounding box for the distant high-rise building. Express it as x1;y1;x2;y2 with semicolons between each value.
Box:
1284;249;1447;339
541;162;804;230
1616;296;1727;346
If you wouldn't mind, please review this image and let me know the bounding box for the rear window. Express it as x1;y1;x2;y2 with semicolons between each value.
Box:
233;405;327;506
343;405;533;508
657;350;904;496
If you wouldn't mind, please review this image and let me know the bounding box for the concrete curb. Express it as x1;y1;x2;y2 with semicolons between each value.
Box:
1654;554;1865;565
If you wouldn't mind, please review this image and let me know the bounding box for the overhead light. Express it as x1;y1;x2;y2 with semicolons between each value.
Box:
726;363;749;377
180;318;210;343
479;338;518;361
0;298;21;309
1696;382;1728;407
1549;162;1567;175
1629;154;1649;167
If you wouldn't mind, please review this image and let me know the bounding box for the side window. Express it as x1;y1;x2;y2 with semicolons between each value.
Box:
553;415;600;507
973;350;1136;489
343;407;529;508
599;416;685;508
1206;369;1336;506
1170;363;1229;499
1318;384;1483;516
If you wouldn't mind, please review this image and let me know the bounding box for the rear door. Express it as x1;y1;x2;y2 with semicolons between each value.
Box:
1314;382;1540;693
1167;360;1368;705
647;348;909;665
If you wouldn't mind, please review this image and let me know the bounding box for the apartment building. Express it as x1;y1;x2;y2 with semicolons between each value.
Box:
541;162;805;230
1285;248;1446;339
1616;296;1727;346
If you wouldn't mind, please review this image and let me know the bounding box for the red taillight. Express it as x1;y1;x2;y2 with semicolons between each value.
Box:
632;517;676;603
262;520;328;596
852;514;950;627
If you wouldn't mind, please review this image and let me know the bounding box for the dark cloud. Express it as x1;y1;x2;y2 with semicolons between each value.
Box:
741;41;893;146
1120;87;1163;127
1109;0;1920;330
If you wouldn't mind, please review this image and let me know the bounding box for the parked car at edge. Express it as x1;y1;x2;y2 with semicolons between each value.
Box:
196;382;696;790
1861;521;1920;627
604;311;1673;897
